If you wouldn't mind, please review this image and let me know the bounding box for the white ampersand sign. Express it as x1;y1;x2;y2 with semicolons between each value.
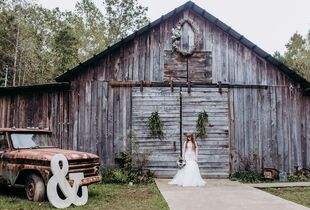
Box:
47;154;88;209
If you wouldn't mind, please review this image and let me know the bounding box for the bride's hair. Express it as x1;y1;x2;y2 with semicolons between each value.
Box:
185;134;196;151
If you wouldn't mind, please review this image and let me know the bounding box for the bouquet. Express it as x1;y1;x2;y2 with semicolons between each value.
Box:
176;156;186;169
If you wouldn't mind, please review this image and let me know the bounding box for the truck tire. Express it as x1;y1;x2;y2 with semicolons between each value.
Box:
25;174;46;202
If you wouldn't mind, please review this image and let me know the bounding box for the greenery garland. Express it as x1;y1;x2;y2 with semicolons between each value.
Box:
196;110;209;138
147;111;164;140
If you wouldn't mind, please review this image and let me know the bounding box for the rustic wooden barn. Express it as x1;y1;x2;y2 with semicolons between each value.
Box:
1;1;309;178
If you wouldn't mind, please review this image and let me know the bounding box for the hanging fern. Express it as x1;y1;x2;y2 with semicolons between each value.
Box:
196;110;209;138
147;111;164;140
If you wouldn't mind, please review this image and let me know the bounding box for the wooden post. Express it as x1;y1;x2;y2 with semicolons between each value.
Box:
228;90;233;174
180;87;183;157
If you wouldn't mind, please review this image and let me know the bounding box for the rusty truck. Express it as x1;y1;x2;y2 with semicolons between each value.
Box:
0;128;101;202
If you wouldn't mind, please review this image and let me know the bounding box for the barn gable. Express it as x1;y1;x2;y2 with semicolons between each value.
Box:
56;1;309;90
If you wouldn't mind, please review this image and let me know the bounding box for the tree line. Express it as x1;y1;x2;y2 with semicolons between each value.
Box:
0;0;148;86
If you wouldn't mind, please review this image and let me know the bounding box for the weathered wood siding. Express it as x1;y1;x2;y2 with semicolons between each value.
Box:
70;81;108;161
132;87;181;177
70;80;132;164
164;51;212;81
0;91;70;148
302;96;310;168
182;88;229;177
230;87;310;173
132;87;229;177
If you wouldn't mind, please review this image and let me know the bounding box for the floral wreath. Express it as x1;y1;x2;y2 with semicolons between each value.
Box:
171;18;201;56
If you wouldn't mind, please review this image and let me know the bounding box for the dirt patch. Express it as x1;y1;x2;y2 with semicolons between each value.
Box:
126;188;154;200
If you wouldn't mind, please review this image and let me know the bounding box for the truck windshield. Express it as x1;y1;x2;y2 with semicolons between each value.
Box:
11;133;56;149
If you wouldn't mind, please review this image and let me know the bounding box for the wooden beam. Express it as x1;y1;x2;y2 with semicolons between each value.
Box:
110;80;269;89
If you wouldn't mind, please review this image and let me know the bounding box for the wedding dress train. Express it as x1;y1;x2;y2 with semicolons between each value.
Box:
169;141;206;187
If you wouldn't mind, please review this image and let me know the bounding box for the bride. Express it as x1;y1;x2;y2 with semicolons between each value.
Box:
169;133;206;187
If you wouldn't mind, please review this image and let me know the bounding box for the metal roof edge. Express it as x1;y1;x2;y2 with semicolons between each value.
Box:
0;82;70;94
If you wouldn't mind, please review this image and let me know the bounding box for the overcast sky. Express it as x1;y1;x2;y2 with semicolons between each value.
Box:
38;0;310;54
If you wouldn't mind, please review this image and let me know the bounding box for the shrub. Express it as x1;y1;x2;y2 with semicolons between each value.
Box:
100;166;117;183
287;175;310;182
115;151;128;168
230;171;262;183
100;166;130;184
119;151;154;184
113;169;129;183
101;151;154;184
230;152;263;183
101;130;154;184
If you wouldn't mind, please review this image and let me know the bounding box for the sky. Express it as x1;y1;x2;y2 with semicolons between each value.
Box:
37;0;310;54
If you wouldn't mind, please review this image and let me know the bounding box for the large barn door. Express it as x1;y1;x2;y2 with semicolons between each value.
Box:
132;87;229;178
182;88;229;177
132;87;181;177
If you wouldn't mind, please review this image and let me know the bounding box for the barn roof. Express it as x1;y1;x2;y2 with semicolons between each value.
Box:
55;1;310;89
0;82;70;94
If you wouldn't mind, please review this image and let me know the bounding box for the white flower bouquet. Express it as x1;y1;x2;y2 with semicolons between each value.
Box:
176;156;186;169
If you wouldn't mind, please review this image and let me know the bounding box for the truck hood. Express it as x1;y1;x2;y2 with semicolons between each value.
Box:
6;148;99;161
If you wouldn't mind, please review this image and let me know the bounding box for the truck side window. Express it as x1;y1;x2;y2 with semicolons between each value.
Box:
0;133;8;151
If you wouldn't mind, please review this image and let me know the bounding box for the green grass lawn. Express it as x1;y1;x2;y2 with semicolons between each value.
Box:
0;182;168;210
263;187;310;208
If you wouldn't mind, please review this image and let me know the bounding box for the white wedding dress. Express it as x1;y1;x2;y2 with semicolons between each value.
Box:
169;141;206;187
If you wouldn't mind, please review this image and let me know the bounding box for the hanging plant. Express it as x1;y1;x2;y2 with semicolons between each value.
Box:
196;110;209;138
147;111;164;140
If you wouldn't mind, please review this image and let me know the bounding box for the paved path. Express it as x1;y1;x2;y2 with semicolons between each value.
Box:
246;182;310;188
155;179;310;210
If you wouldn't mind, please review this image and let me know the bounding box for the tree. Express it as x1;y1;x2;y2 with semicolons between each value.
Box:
75;0;106;58
53;25;79;77
275;31;310;82
104;0;149;45
74;0;149;58
0;9;16;86
0;0;149;85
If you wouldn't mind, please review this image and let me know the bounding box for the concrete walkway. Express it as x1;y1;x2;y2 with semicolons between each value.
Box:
155;179;310;210
246;182;310;188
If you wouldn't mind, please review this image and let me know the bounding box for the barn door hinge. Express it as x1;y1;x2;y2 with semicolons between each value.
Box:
217;81;222;93
170;80;174;92
140;80;144;92
187;81;191;93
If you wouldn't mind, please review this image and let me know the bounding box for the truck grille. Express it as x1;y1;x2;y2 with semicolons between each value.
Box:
68;159;100;177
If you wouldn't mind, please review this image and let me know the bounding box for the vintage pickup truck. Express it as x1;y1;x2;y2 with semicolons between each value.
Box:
0;128;101;202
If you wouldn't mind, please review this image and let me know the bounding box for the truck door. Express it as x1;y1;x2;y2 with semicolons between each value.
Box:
0;132;9;182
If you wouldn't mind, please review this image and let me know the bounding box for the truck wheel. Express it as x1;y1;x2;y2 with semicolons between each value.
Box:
25;174;46;202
